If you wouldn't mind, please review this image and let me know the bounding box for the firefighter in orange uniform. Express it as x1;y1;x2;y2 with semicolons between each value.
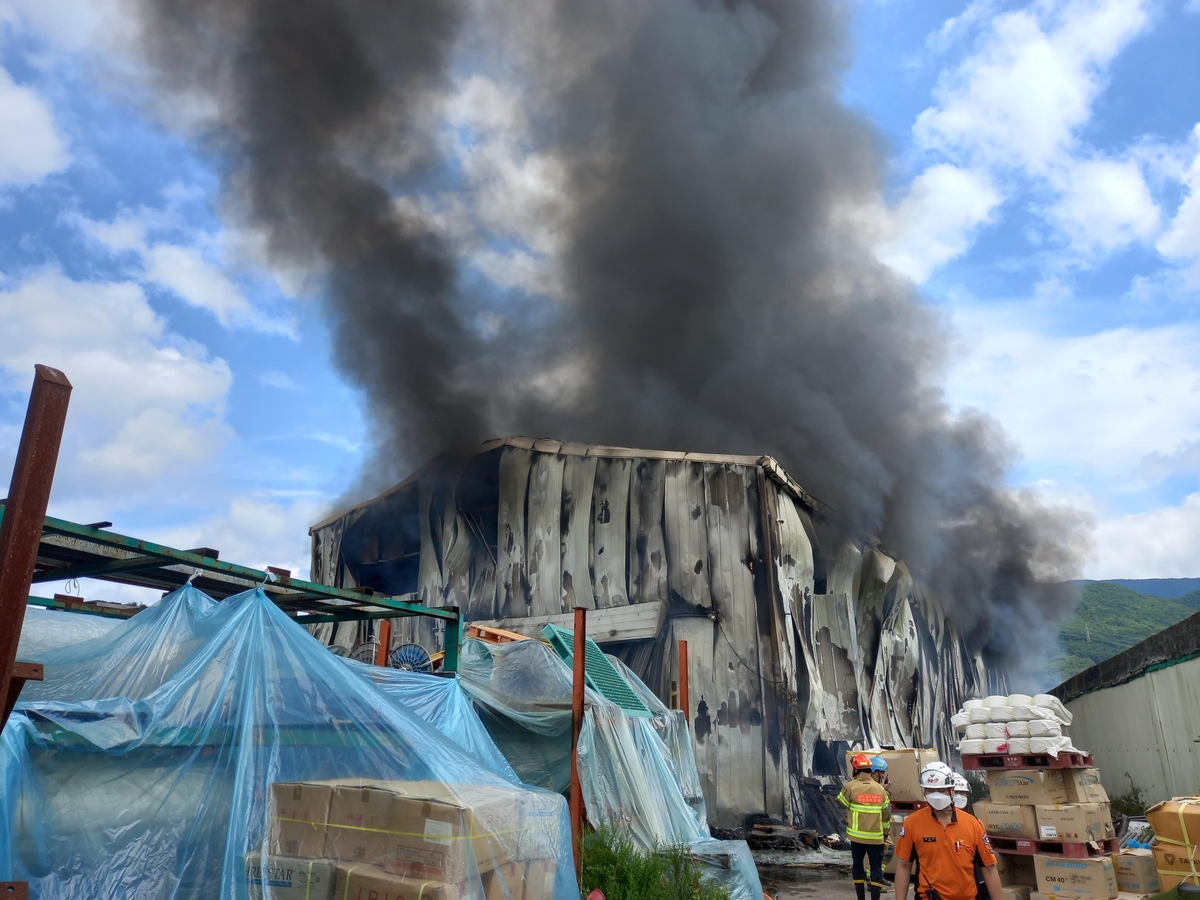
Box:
894;764;1004;900
839;753;891;900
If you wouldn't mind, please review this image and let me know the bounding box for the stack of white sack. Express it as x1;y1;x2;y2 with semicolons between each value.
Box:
952;693;1079;756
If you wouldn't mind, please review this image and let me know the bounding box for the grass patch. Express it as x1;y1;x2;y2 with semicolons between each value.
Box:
581;825;731;900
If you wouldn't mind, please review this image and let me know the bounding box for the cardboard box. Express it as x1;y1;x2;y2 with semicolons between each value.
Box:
977;802;1040;839
1063;769;1109;804
1033;854;1117;899
335;863;467;900
482;860;525;900
269;782;336;858
246;853;336;900
844;748;939;802
1035;803;1115;842
525;859;557;900
1114;849;1160;894
325;780;524;880
1146;797;1200;847
1115;893;1153;900
1001;887;1032;900
996;852;1037;886
988;770;1069;806
1152;841;1200;870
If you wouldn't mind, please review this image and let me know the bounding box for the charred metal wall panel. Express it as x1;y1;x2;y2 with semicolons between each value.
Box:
309;438;996;828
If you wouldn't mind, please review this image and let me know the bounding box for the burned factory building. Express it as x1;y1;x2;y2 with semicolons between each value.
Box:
309;437;1000;829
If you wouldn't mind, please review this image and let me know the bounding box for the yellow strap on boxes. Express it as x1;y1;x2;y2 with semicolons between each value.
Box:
1153;798;1200;882
273;816;526;840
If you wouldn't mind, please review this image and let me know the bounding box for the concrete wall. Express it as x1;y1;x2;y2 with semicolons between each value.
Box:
1064;655;1200;806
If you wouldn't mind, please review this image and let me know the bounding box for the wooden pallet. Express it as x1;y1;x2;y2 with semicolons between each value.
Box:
962;751;1095;771
989;836;1118;858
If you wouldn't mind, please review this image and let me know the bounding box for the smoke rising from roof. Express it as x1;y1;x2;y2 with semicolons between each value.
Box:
135;0;1088;667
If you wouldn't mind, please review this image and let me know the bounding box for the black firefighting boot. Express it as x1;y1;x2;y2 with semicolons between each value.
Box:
869;883;881;900
854;881;866;900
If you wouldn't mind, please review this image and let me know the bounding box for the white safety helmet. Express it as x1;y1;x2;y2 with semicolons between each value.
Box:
953;773;970;793
919;763;954;790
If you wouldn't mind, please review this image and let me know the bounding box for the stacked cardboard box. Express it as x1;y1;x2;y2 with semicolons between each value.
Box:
1146;797;1200;892
974;767;1131;900
1113;848;1161;897
248;779;563;900
843;747;939;803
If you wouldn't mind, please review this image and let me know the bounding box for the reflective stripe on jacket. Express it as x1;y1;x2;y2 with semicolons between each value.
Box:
838;772;891;845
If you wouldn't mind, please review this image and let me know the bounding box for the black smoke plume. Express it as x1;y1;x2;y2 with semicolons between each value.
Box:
134;0;1089;668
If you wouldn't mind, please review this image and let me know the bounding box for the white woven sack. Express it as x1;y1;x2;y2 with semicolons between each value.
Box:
1028;719;1062;738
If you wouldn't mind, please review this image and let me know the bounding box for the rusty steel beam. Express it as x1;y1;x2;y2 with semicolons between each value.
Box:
570;605;586;882
375;618;392;667
0;365;71;729
678;638;690;727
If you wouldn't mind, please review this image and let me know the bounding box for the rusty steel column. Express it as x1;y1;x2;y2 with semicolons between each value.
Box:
0;366;72;728
570;605;587;881
678;639;690;728
375;619;392;667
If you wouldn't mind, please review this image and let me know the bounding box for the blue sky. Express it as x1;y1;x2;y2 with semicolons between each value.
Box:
1;0;1199;602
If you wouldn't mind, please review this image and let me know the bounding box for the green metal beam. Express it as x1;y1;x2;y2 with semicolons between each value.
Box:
31;553;169;583
27;594;142;619
0;503;459;625
33;511;457;621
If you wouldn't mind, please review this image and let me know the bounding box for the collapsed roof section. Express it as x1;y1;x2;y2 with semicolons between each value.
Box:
310;437;1002;829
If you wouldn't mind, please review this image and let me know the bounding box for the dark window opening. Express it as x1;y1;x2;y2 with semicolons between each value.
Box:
813;555;828;595
456;449;501;563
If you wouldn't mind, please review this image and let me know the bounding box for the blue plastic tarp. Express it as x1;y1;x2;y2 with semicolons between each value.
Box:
1;588;576;900
20;584;217;703
344;658;519;783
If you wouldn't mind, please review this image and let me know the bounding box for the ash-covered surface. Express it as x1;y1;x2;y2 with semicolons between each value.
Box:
755;847;857;899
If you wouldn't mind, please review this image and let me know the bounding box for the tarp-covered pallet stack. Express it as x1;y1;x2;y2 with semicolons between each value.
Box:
955;693;1164;900
308;437;1003;829
1;585;576;900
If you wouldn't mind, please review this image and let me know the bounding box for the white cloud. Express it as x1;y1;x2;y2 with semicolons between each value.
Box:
153;495;327;578
0;64;70;186
948;308;1200;476
1157;125;1200;285
915;0;1150;174
0;269;233;490
1091;492;1200;578
875;164;1002;282
1049;157;1160;256
260;370;297;390
72;209;296;335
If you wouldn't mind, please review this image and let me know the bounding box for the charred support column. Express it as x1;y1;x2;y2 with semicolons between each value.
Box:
375;619;392;667
0;365;71;730
570;605;587;881
678;639;690;727
443;606;461;674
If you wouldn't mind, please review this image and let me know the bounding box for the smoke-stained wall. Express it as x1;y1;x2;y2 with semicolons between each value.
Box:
309;438;997;828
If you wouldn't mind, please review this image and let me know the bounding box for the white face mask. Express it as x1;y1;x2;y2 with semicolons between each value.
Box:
925;792;953;810
953;794;969;809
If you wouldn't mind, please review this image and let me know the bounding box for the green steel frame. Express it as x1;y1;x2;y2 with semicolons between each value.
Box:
5;503;462;671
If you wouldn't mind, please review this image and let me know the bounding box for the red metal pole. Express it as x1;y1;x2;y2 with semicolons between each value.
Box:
0;365;72;728
570;605;586;883
678;639;690;728
375;619;392;667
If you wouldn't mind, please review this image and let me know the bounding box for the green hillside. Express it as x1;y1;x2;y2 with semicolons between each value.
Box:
1054;582;1200;681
